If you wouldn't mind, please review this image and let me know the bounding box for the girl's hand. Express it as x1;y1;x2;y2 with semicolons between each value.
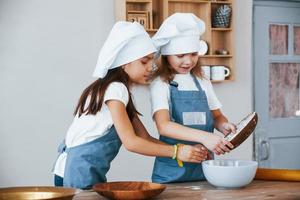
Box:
219;122;237;136
201;133;234;155
177;144;208;163
194;144;213;160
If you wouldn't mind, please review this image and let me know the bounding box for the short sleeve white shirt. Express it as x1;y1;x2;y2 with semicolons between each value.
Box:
53;82;129;177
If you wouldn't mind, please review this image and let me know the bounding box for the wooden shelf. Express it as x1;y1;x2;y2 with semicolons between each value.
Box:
146;28;158;32
126;0;151;3
212;28;232;31
167;0;210;3
211;1;232;4
146;28;158;36
115;0;235;82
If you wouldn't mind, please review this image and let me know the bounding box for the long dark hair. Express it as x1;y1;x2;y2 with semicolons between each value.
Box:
74;67;139;120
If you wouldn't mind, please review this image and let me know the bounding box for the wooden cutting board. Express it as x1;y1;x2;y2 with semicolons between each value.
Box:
255;168;300;182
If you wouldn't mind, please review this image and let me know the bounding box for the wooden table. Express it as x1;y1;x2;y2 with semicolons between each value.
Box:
73;181;300;200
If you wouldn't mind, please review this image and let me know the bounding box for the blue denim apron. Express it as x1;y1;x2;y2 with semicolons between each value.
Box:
152;75;214;183
56;126;121;189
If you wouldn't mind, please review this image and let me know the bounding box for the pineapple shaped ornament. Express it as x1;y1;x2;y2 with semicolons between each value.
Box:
213;5;231;28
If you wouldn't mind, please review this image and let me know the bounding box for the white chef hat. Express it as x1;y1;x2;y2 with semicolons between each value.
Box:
152;13;206;55
93;21;157;78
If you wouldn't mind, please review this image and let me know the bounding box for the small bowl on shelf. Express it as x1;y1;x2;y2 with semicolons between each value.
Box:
93;181;166;200
202;159;258;188
0;186;79;200
215;49;229;55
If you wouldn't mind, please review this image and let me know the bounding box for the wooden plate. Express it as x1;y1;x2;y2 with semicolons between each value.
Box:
0;186;79;200
93;181;166;200
225;112;258;149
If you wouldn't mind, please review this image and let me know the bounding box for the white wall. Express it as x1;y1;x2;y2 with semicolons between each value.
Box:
0;0;114;186
0;0;253;186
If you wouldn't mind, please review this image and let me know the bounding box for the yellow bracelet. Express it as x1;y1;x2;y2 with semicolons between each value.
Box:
172;144;177;159
176;144;184;167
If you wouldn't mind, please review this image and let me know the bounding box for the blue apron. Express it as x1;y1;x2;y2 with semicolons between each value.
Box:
152;75;214;183
57;126;121;189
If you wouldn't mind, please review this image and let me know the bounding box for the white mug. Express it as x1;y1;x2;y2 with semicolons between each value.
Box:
201;66;211;79
211;66;230;81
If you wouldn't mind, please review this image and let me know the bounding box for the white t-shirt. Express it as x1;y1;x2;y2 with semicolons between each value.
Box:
53;82;129;177
150;73;222;116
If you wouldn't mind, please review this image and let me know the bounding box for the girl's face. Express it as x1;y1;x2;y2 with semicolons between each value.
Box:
167;52;198;74
123;53;154;85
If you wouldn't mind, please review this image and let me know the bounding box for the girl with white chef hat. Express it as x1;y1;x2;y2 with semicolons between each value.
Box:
53;21;208;189
150;13;236;183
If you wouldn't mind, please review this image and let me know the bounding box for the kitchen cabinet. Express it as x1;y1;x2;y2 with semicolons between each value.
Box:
115;0;236;83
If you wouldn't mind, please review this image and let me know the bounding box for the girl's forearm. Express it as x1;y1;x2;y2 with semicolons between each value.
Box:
106;101;173;158
214;114;228;133
125;136;173;157
146;136;166;145
211;109;229;134
131;116;165;145
158;121;211;144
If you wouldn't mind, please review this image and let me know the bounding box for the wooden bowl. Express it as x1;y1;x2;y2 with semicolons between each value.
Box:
225;112;258;149
0;186;79;200
93;181;166;200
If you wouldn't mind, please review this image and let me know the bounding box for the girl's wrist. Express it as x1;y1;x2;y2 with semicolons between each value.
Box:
175;144;183;167
166;145;175;158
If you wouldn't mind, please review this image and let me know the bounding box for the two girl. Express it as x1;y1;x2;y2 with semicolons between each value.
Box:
150;13;236;183
53;21;207;189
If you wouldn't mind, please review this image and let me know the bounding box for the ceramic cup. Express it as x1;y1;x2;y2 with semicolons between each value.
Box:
201;66;211;79
211;66;230;81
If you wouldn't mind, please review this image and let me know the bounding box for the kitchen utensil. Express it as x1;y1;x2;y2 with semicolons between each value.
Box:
202;160;258;188
93;181;166;200
225;112;258;149
0;186;79;200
